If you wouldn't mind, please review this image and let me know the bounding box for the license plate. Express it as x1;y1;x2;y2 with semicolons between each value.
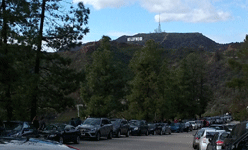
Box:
81;133;85;136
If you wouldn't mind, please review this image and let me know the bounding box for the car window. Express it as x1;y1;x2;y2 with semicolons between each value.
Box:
220;132;229;140
102;120;109;125
206;132;217;138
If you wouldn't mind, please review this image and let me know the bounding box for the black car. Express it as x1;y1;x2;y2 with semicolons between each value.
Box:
206;131;230;150
1;121;35;137
148;123;162;135
222;121;248;150
77;118;113;141
129;120;149;136
41;124;81;144
110;119;130;138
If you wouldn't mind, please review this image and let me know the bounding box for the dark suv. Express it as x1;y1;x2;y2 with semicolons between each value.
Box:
110;119;130;138
222;121;248;150
77;118;113;141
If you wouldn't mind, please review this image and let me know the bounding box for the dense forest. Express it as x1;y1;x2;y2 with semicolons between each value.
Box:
1;0;248;122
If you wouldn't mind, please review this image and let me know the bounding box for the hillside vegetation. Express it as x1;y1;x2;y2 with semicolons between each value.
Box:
57;34;247;121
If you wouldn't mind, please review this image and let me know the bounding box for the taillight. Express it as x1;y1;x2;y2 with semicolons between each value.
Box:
195;137;199;140
216;140;224;145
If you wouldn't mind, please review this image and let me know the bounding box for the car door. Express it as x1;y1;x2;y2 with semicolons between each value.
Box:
122;120;129;134
101;119;109;137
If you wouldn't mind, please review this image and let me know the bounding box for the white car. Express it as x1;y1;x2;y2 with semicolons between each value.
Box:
198;128;225;150
189;121;198;130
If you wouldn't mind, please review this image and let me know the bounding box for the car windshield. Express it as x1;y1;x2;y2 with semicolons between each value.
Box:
148;124;155;127
110;120;120;125
83;118;101;125
129;121;140;126
4;122;23;131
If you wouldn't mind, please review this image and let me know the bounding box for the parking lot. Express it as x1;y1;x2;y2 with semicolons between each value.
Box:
68;131;196;150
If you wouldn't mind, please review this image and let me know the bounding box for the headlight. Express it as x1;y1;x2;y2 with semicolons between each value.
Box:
134;127;139;130
49;134;57;138
91;128;96;131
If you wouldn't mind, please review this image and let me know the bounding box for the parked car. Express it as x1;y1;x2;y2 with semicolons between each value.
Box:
160;123;171;135
129;120;149;136
148;123;161;135
170;123;183;133
224;131;248;150
193;128;206;149
77;118;113;141
198;128;224;150
41;124;80;144
189;121;198;130
222;121;248;149
1;121;35;137
110;118;130;138
184;122;193;132
206;131;230;150
0;137;78;150
196;120;204;129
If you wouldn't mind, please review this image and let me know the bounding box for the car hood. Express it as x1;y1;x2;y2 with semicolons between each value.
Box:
0;137;76;150
77;124;99;129
129;125;138;129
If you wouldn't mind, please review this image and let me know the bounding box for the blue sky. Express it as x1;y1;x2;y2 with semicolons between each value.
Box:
73;0;248;44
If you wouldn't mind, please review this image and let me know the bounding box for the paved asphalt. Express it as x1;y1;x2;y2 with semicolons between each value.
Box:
68;131;196;150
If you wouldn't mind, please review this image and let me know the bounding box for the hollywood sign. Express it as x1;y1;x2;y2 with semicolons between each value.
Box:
127;37;143;42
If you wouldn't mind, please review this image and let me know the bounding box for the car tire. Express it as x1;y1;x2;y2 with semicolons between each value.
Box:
126;130;130;137
108;131;113;139
74;135;80;144
96;132;101;141
117;130;121;138
153;131;155;135
59;136;64;144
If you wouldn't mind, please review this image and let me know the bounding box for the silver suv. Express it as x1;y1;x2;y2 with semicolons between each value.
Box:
77;118;113;141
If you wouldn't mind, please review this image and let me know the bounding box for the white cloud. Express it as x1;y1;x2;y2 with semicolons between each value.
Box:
73;0;133;10
74;0;231;22
107;31;134;37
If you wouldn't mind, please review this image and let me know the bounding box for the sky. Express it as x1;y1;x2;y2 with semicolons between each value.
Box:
72;0;248;44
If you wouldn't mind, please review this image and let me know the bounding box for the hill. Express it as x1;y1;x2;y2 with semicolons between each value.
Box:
115;32;223;51
56;32;243;120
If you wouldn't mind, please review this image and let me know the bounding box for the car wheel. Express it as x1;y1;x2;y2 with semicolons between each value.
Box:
96;132;101;141
59;136;64;144
108;131;113;139
74;135;80;144
145;130;149;136
117;130;121;138
126;130;130;137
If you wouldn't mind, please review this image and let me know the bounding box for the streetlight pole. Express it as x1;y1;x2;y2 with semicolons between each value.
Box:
76;104;84;117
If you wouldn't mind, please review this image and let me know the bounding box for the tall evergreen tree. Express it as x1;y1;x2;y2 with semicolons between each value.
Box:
128;40;162;121
81;36;127;117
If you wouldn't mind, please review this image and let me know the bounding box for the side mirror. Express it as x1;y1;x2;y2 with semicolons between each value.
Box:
209;138;212;142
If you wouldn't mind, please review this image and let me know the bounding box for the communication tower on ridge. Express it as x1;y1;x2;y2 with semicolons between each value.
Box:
154;14;162;33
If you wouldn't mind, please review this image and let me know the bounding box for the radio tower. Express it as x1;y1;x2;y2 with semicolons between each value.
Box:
155;14;162;33
158;14;162;33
